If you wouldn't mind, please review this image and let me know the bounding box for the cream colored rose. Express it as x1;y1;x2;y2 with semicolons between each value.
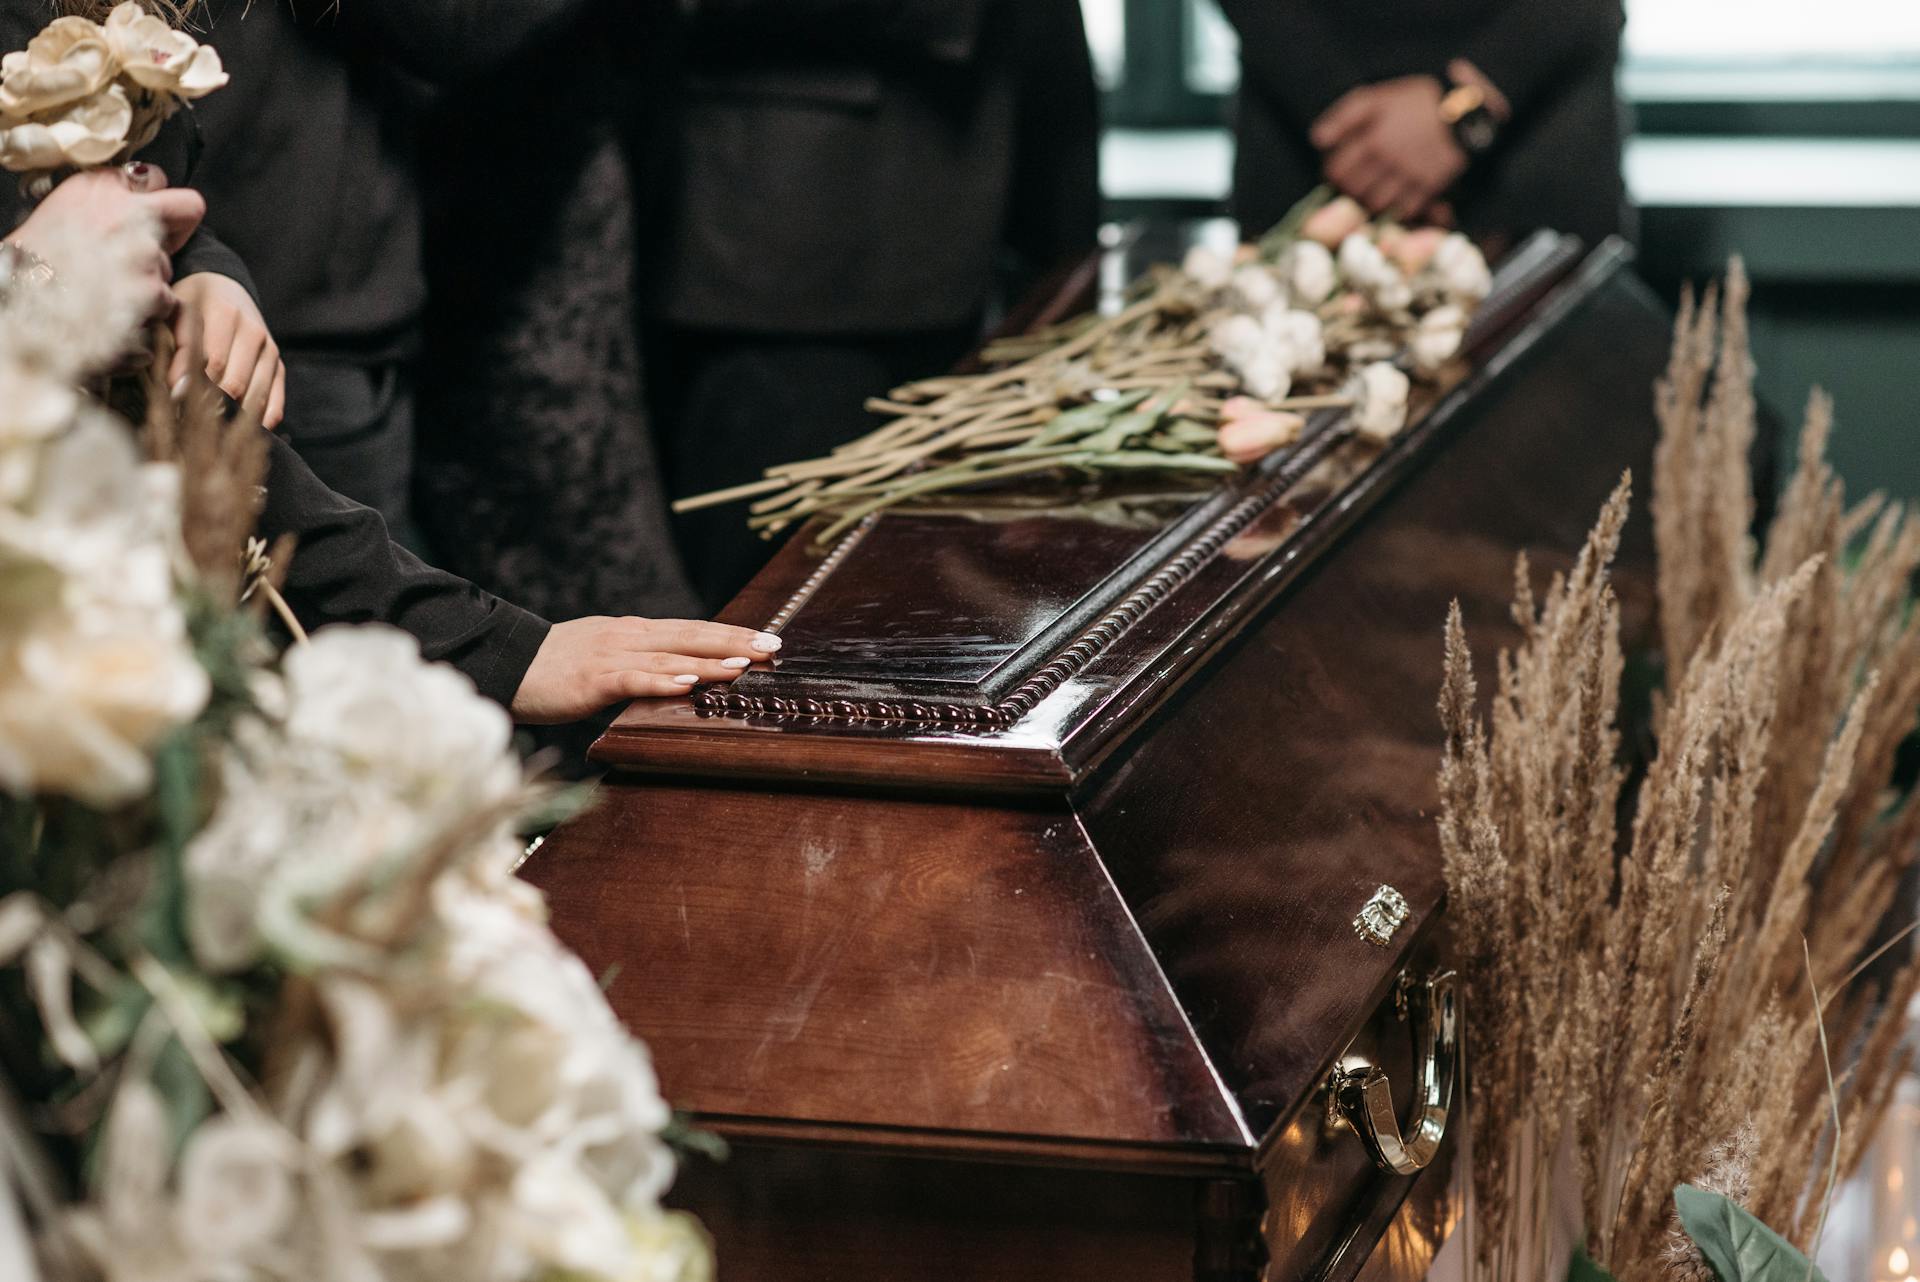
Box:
172;1116;297;1257
1412;304;1468;374
0;603;210;805
0;16;113;118
1349;361;1411;442
103;2;228;99
0;83;132;170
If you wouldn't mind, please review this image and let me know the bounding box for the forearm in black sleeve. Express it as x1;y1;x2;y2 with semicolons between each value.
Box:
260;432;551;709
172;226;259;303
1461;0;1624;121
1216;0;1368;129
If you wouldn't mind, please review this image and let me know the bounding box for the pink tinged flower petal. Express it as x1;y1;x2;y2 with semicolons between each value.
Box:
1391;227;1447;274
1219;395;1267;423
1218;410;1305;464
1301;195;1368;248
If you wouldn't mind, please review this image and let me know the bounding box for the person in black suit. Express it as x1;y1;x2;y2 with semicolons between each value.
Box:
647;0;1100;609
1219;0;1629;251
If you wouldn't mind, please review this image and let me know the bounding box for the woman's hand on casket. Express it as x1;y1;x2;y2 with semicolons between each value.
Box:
509;616;783;724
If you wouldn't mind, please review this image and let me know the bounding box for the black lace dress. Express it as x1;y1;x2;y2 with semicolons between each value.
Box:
414;17;699;624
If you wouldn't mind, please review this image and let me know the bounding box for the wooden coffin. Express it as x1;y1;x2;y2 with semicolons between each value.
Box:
525;234;1669;1281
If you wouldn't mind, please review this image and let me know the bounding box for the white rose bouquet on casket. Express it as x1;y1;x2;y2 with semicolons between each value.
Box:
679;185;1500;539
0;3;225;180
0;166;711;1282
1183;189;1490;463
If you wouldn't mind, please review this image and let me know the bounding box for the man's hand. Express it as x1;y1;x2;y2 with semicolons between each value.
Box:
8;164;204;322
169;272;286;427
1311;75;1466;221
510;616;783;724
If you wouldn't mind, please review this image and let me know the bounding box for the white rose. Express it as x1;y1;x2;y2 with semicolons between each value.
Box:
0;606;208;805
282;625;517;806
0;16;112;117
1261;305;1325;375
1279;240;1337;306
1412;304;1468;374
1179;244;1231;291
1349;362;1411;442
1206;312;1265;371
103;2;228;99
1429;233;1492;305
506;1152;636;1278
1370;274;1414;313
173;1116;296;1258
625;1211;716;1282
31;82;133;168
1238;350;1290;402
0;369;78;503
1229;264;1283;311
1337;232;1393;289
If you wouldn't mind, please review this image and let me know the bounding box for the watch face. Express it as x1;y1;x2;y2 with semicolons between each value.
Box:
1456;107;1499;155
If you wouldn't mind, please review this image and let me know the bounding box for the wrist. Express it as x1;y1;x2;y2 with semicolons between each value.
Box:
1438;75;1502;162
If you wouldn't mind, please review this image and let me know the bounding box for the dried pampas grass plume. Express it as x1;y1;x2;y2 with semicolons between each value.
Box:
1445;259;1920;1282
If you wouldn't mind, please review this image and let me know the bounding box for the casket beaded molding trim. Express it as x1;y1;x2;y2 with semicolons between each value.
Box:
690;415;1357;732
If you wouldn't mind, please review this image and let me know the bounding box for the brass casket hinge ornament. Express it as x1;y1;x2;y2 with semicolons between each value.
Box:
1352;884;1409;947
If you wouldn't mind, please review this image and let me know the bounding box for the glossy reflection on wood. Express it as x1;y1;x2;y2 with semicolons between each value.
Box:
526;235;1670;1281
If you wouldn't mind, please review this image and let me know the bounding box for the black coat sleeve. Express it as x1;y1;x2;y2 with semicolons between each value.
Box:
1460;0;1624;120
1216;0;1368;128
261;431;551;709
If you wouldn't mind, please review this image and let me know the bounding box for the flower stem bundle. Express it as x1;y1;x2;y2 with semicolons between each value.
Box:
675;188;1489;543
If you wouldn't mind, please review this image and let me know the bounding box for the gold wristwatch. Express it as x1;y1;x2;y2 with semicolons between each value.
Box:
1440;82;1500;158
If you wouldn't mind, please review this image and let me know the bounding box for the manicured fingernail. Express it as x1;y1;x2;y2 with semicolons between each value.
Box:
751;632;782;652
674;674;699;685
169;375;189;401
721;656;751;669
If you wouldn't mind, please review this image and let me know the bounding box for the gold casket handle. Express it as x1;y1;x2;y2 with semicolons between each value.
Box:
1331;970;1459;1176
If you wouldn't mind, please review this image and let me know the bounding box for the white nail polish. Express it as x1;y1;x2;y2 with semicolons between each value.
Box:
169;375;190;401
674;674;699;685
751;632;783;652
721;656;751;669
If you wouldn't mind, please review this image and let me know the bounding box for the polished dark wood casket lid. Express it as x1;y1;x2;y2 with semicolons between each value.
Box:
534;234;1667;1190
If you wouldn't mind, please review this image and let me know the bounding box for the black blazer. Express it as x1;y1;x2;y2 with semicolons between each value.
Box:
650;0;1099;335
1220;0;1629;249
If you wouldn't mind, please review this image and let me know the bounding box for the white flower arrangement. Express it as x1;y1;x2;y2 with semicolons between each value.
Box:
0;2;226;178
0;30;710;1279
1192;193;1489;456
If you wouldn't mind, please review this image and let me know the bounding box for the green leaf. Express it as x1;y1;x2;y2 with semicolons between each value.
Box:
1567;1246;1621;1282
1675;1185;1828;1282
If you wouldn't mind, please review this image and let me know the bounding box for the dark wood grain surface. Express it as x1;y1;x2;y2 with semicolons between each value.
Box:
530;780;1249;1165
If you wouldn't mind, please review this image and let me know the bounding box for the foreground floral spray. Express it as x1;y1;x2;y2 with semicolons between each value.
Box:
0;166;711;1282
